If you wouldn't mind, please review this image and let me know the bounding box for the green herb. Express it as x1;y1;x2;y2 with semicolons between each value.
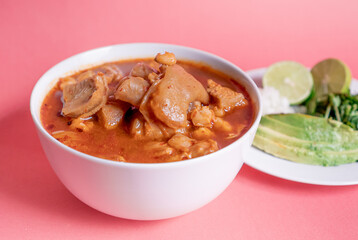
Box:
306;93;358;130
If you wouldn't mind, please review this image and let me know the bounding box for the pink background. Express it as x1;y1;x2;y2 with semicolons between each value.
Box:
1;0;358;239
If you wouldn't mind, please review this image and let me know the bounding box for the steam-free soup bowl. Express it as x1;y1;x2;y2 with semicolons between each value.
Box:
30;43;262;220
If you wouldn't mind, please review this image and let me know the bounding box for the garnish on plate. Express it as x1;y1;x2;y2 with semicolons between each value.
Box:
254;114;358;166
253;58;358;166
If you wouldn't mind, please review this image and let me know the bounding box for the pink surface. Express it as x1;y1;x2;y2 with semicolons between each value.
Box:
1;0;358;239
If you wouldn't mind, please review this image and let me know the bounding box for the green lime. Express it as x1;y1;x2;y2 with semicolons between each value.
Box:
310;58;351;98
263;61;314;105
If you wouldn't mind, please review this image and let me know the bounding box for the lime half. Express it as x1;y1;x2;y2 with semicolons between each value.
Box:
263;61;314;105
310;58;351;98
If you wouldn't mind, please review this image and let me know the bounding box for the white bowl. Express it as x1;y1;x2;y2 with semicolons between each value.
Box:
30;43;262;220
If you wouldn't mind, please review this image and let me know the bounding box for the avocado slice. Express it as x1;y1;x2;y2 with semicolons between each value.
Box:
253;114;358;166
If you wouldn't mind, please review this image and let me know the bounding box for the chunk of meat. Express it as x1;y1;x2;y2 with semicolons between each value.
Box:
58;76;76;91
77;70;95;82
148;61;161;72
192;127;214;140
190;105;215;128
129;112;145;138
138;79;162;122
114;77;150;107
189;139;218;158
210;105;225;117
147;72;161;84
143;142;175;158
130;63;158;80
97;103;130;130
207;79;247;114
145;121;189;141
144;137;218;161
155;52;177;66
128;112;168;140
140;64;209;129
99;64;123;84
213;117;233;132
142;122;164;140
62;73;108;118
188;101;201;113
168;133;196;152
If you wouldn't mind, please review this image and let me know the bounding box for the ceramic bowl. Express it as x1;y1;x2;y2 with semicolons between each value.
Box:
30;43;262;220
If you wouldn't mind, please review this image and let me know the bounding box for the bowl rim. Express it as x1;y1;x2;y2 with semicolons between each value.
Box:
30;42;262;169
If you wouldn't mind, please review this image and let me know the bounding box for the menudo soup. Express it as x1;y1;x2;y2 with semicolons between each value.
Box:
41;52;254;163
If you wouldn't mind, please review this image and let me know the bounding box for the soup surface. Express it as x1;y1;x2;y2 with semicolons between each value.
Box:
41;52;255;163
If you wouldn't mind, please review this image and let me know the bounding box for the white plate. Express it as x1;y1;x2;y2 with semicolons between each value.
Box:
244;68;358;186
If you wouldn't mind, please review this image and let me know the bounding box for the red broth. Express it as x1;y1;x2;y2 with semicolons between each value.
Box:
41;59;255;163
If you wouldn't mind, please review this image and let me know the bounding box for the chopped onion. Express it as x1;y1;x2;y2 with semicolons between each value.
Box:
259;87;296;115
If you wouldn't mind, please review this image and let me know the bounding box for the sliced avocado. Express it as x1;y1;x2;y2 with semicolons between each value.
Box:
253;114;358;166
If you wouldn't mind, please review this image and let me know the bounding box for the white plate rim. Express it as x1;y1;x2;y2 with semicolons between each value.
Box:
244;67;358;186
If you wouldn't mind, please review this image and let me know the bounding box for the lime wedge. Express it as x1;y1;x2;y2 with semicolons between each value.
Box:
263;61;314;105
310;58;351;98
